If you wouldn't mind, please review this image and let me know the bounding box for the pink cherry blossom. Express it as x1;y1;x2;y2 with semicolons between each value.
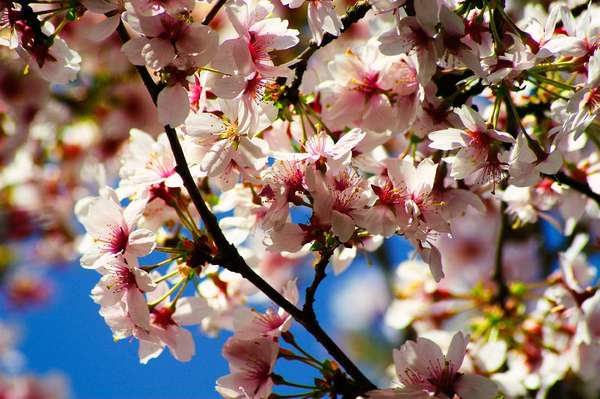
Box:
91;256;155;330
216;336;279;399
429;105;515;188
138;275;212;363
367;332;498;399
233;279;298;339
76;188;155;269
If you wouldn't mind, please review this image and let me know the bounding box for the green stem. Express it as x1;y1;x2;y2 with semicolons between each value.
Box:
155;246;185;254
302;103;333;137
169;277;190;308
277;379;318;390
531;60;583;73
526;78;570;100
489;91;503;128
528;72;576;91
487;6;504;55
283;333;323;368
174;203;201;239
142;256;183;272
148;278;184;307
153;269;180;284
299;108;308;144
198;66;231;76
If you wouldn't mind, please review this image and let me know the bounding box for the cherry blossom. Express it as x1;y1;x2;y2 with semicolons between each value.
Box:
429;105;515;188
76;188;155;269
5;0;600;398
216;337;279;399
367;331;498;399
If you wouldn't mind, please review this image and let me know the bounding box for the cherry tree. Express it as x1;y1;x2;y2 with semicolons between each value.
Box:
0;0;600;398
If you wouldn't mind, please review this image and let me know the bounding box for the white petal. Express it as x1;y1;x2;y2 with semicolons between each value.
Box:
455;374;498;399
126;288;151;330
142;37;175;69
446;331;467;371
172;297;211;326
330;128;365;159
157;85;190;127
88;14;120;42
331;210;355;243
183;112;227;136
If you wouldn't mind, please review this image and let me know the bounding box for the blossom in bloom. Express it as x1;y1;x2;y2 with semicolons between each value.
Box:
508;132;562;187
91;256;155;331
281;0;341;45
224;0;299;78
183;99;268;191
76;188;155;269
118;129;184;198
561;50;600;139
137;273;212;363
122;13;218;72
275;129;365;171
367;331;498;399
216;336;279;399
81;0;126;42
366;158;449;281
15;30;81;84
121;12;218;126
542;4;599;58
378;0;439;82
429;105;515;189
233;279;298;339
307;167;370;243
318;40;420;132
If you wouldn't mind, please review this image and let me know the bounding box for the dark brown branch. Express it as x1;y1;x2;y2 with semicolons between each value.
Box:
548;172;600;206
280;0;372;104
202;0;228;25
116;21;376;394
492;201;509;307
303;249;333;319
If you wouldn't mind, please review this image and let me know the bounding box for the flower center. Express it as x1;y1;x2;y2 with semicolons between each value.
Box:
583;87;600;114
151;306;176;329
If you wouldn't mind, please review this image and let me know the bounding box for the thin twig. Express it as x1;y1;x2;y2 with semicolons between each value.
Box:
492;201;509;307
202;0;228;25
116;21;376;394
547;172;600;206
303;249;333;319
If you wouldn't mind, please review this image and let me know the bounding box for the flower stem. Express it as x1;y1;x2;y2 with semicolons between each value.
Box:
528;71;576;91
142;255;183;272
148;278;184;308
153;269;180;284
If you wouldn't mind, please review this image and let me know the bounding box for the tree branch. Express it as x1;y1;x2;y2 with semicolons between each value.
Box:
548;172;600;206
303;249;333;319
116;21;376;394
202;0;228;25
492;201;509;307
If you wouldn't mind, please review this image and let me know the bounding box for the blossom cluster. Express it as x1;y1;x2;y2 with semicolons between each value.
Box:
1;0;600;397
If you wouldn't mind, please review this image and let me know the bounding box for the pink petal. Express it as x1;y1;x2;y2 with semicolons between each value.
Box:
157;85;190;127
88;14;120;42
455;374;498;399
